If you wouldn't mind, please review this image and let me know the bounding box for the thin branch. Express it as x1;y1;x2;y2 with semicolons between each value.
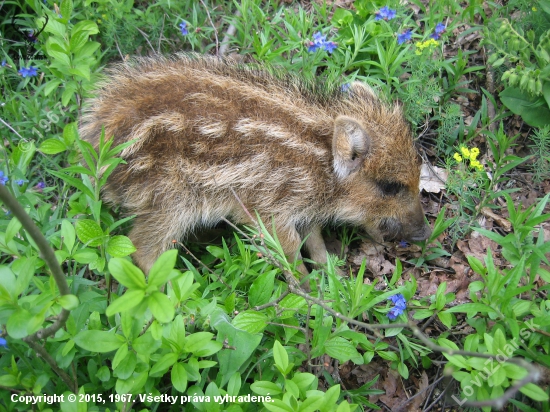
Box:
26;340;76;391
219;9;241;57
199;0;219;55
0;184;71;342
135;27;155;53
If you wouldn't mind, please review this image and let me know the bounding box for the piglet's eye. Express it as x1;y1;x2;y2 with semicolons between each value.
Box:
379;181;404;196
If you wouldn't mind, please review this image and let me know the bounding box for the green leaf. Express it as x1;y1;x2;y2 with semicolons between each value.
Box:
299;395;325;412
212;309;262;387
73;248;99;264
445;303;498;316
106;236;136;258
397;362;409;379
273;341;289;374
60;0;74;23
232;311;268;333
114;350;137;380
278;293;307;319
325;337;362;363
75;219;103;247
132;331;161;356
7;308;33;339
148;249;177;288
39;138;67;155
412;309;434;320
227;372;241;397
171;362;188;393
250;381;282;396
58;294;79;310
44;79;63;96
332;8;354;26
193;341;223;357
291;372;316;393
437;338;469;369
249;270;275;307
149;353;178;377
264;400;294;412
73;330;125;352
72;20;99;35
435;282;447;311
70;30;89;53
61;220;76;253
68;65;91;81
63;122;78;146
62;81;79;106
543;81;550;108
147;291;175;323
108;258;146;289
519;383;549;402
499;87;550;127
0;375;18;387
184;332;215;353
106;289;146;316
437;311;453;329
50;169;95;199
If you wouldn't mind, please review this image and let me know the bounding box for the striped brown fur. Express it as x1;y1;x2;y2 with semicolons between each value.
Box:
80;54;431;274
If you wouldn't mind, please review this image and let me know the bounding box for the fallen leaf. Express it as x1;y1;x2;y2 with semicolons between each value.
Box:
420;164;447;193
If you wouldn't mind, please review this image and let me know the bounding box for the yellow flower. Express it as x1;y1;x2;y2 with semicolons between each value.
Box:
453;153;462;162
415;49;422;55
470;160;483;170
460;146;471;158
470;147;480;160
532;7;537;11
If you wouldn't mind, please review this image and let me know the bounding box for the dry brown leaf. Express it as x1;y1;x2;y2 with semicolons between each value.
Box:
480;207;511;231
420;163;447;193
352;242;395;278
407;371;430;412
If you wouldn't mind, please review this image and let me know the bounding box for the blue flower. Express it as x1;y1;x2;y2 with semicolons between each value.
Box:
434;23;446;33
0;171;8;186
431;23;446;40
18;66;38;78
179;22;188;36
341;83;351;93
387;293;407;320
387;306;404;320
35;181;46;192
0;337;7;349
1;60;6;67
375;6;397;21
388;293;407;309
16;179;27;186
308;31;338;54
397;30;412;45
398;240;409;247
324;41;338;53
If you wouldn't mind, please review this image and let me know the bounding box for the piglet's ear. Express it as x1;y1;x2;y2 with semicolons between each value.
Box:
332;116;371;179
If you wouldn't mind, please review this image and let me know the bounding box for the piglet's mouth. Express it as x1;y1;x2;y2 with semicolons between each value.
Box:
378;218;431;242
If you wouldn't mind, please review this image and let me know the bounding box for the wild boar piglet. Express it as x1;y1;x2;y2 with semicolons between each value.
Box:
80;54;432;274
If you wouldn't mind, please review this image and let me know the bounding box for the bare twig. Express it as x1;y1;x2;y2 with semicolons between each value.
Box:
113;33;125;61
219;9;241;57
0;185;71;340
157;13;166;53
199;0;219;55
135;27;155;53
26;340;76;391
177;240;231;289
0;117;25;141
